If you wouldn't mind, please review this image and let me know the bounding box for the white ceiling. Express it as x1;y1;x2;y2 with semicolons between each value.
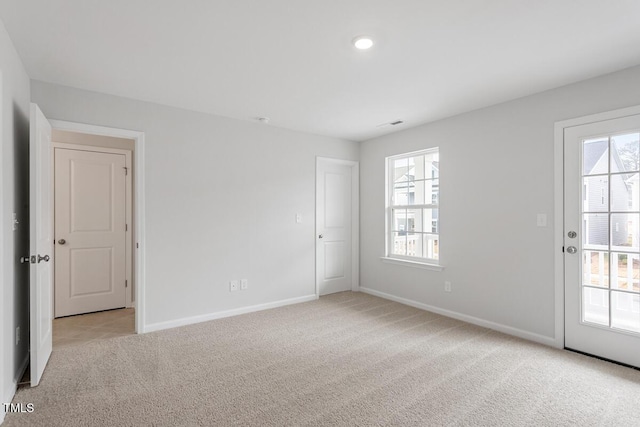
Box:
2;1;640;141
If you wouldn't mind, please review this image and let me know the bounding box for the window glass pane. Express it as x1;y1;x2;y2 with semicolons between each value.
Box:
583;137;609;175
582;250;609;288
611;253;640;292
408;155;425;181
583;287;609;326
406;208;423;233
426;179;439;205
392;232;407;256
582;176;608;212
392;209;407;232
611;133;640;173
407;233;423;258
393;158;409;182
424;208;439;233
392;158;409;205
582;213;608;249
611;213;638;251
425;151;439;179
610;173;637;212
611;292;640;333
409;180;424;205
424;235;439;260
394;182;409;205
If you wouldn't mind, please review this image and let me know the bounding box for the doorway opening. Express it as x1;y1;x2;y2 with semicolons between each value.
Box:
49;120;146;336
52;129;135;347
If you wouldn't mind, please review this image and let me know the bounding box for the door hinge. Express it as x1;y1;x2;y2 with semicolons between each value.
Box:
123;167;128;176
126;224;128;231
125;280;128;288
562;246;565;253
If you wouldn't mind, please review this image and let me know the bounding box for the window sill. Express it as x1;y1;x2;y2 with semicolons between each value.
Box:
380;257;445;271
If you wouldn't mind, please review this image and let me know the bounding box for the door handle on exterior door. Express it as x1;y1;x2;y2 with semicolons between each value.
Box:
566;246;577;254
57;239;66;245
318;234;324;239
37;254;50;263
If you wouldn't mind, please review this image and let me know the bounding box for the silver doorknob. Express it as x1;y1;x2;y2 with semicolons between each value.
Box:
567;231;577;239
37;254;50;263
58;239;66;245
318;234;324;239
566;246;577;254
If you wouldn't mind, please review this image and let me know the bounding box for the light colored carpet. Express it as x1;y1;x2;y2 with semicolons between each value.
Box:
6;292;640;426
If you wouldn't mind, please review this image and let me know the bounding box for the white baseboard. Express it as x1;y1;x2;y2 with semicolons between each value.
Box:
360;287;559;348
144;294;319;333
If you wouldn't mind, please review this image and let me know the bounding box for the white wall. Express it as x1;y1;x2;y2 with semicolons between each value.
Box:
0;18;30;423
359;65;640;344
31;80;359;330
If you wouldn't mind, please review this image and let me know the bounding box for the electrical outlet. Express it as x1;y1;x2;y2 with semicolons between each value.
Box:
295;213;302;223
229;280;239;292
240;279;248;290
16;326;20;345
444;281;452;292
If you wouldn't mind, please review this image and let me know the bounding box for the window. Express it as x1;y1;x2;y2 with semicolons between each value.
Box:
386;148;439;264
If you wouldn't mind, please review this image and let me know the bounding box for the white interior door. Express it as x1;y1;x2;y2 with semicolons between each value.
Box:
54;148;127;317
564;113;640;367
316;159;353;296
29;103;53;387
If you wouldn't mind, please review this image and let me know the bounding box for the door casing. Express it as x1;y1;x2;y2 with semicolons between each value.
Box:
49;120;146;334
554;104;640;350
315;157;359;297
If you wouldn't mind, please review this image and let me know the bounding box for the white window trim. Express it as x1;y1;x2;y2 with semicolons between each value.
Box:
380;256;444;271
385;147;443;268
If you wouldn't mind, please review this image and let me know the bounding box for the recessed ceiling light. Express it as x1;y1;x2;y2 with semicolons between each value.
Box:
352;36;374;50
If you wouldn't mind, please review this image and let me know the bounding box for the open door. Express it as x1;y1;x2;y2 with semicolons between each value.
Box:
29;103;53;386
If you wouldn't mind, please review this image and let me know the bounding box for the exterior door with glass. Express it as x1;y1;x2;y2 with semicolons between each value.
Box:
564;113;640;367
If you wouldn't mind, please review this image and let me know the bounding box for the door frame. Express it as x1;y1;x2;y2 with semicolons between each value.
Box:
315;157;360;297
52;143;134;311
48;120;146;334
0;69;4;413
553;104;640;350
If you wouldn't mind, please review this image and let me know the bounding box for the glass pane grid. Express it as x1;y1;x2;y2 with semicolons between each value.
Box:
581;133;640;335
